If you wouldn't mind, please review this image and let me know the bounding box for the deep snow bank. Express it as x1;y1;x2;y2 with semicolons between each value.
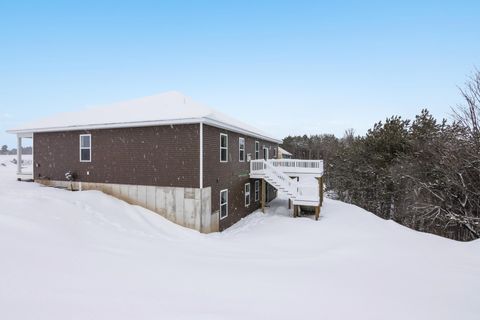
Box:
0;155;479;320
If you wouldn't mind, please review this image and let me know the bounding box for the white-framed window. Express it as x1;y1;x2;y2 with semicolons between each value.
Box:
245;183;250;207
273;147;277;158
220;133;228;162
79;134;91;162
255;141;259;159
255;180;260;202
263;146;269;160
239;137;245;162
220;189;228;219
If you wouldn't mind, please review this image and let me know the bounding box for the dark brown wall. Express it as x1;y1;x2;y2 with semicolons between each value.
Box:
33;124;200;188
33;122;279;231
202;124;278;231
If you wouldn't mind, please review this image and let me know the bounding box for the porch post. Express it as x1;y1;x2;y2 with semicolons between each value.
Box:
317;176;324;207
320;176;324;206
261;179;266;213
16;135;22;175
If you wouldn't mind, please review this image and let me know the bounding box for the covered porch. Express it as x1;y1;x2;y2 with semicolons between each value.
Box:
15;133;34;181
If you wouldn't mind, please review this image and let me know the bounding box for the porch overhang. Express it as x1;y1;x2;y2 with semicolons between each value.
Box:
15;132;34;181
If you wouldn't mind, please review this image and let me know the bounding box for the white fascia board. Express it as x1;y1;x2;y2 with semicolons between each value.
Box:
202;118;282;144
6;118;203;134
6;117;282;144
17;132;34;138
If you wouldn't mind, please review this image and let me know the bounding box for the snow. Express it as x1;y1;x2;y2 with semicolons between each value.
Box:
0;155;479;320
7;91;280;143
278;146;292;156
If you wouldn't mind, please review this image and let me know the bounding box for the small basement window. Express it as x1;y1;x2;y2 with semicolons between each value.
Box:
255;180;260;202
220;133;228;162
245;183;251;207
255;141;259;159
220;189;228;219
80;134;91;162
239;137;245;162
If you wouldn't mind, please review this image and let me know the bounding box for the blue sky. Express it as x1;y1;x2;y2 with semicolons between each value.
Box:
1;0;479;147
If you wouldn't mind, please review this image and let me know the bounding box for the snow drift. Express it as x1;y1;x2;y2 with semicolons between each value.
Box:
0;155;479;320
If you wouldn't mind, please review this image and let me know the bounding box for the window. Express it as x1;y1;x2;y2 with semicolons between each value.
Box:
255;180;260;202
263;146;269;160
220;189;228;219
80;134;91;162
273;147;277;158
220;133;228;162
245;183;250;207
255;141;259;159
239;137;245;162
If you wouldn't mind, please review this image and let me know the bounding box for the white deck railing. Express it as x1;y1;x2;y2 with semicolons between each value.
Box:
250;159;323;205
268;159;323;175
250;160;301;197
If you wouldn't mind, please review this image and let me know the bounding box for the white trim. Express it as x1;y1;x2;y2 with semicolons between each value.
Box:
278;146;292;156
255;180;260;202
199;122;203;188
220;189;228;220
220;133;228;163
204;117;281;144
17;132;33;138
244;183;250;207
79;134;92;162
31;133;34;176
17;172;34;180
255;141;259;160
239;137;245;162
7;117;282;144
16;135;22;174
16;134;34;179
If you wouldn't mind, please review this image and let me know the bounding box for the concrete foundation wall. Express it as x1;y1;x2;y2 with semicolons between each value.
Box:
37;180;218;233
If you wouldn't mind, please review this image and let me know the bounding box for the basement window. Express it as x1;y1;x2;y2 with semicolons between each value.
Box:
255;180;259;202
80;134;91;162
220;189;228;219
255;141;259;159
245;183;251;207
220;133;228;162
239;137;245;162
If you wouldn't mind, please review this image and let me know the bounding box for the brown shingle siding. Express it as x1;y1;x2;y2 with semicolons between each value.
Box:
33;122;279;231
202;124;278;230
34;124;200;188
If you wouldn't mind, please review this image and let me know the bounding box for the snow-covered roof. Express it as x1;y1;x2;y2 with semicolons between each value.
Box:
278;147;292;156
7;91;281;143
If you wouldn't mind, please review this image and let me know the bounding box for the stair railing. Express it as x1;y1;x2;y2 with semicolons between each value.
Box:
250;159;303;198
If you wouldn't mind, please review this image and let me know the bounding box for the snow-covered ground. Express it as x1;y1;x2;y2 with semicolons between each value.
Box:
0;155;479;320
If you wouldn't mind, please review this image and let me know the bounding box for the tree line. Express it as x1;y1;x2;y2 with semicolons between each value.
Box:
282;71;480;241
0;145;32;155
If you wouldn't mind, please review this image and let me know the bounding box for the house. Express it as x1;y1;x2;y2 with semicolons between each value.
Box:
278;146;293;159
7;92;324;232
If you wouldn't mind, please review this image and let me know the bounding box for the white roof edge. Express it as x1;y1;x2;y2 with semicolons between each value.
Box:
7;117;282;144
278;146;292;155
202;117;282;144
